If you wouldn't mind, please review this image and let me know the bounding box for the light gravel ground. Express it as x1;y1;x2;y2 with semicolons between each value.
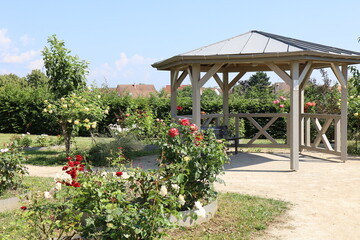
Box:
13;152;360;239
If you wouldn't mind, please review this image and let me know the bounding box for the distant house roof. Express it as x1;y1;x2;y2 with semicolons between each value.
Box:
163;85;221;95
116;84;157;97
163;85;192;94
273;82;290;94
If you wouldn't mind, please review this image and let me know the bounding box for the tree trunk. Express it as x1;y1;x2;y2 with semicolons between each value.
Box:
61;123;71;156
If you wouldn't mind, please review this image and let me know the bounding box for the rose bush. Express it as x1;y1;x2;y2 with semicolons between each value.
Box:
0;143;28;194
43;89;109;155
18;120;229;239
157;119;229;209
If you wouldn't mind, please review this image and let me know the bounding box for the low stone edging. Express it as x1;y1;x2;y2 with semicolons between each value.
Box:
169;199;218;227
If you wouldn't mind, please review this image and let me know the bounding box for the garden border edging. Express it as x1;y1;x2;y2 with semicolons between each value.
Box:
169;199;218;227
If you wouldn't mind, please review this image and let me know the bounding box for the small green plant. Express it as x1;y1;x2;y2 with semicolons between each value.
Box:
0;145;28;195
34;134;49;147
10;133;32;148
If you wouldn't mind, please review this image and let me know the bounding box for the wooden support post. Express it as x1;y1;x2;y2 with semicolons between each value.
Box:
189;64;201;127
334;118;341;152
290;62;300;170
170;70;178;118
300;88;305;147
223;72;229;126
341;64;348;162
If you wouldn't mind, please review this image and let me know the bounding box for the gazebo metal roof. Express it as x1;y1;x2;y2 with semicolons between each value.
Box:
152;30;360;71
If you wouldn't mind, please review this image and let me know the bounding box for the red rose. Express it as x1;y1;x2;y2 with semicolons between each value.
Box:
74;161;81;166
66;156;73;161
62;166;69;171
20;206;27;210
75;155;83;161
179;118;190;126
70;170;77;179
168;128;179;138
118;147;123;150
190;124;198;131
68;161;75;167
72;181;81;187
195;134;204;142
115;171;123;176
176;106;183;111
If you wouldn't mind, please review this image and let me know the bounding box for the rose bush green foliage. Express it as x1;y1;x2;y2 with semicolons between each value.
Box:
19;122;229;239
0;145;28;194
43;90;109;155
120;108;170;140
20;153;181;239
158;119;229;208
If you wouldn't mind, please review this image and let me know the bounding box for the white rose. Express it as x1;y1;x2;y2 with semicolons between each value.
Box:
44;191;53;199
178;194;185;205
171;184;180;191
194;201;206;218
160;185;168;196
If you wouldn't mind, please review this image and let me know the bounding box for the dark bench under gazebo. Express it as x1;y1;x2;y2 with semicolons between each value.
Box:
152;30;360;170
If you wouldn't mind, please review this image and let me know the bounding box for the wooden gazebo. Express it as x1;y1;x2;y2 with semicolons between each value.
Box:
152;30;360;170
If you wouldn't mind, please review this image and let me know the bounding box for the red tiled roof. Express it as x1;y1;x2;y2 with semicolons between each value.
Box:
116;84;157;97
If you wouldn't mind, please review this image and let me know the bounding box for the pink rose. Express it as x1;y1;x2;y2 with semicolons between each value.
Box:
168;128;179;138
273;100;280;104
279;104;285;108
190;124;198;131
179;118;190;126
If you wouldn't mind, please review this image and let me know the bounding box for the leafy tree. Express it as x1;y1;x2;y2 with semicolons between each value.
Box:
304;69;340;114
42;35;89;98
177;85;192;98
26;69;49;88
0;73;27;88
233;71;273;99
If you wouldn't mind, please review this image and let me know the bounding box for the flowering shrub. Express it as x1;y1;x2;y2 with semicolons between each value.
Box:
0;144;28;194
20;154;183;239
19;121;229;238
158;119;229;209
121;108;170;140
43;89;109;155
272;96;288;112
304;101;316;113
10;133;32;148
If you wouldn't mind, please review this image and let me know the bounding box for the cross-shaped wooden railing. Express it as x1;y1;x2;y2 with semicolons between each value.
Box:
300;113;341;156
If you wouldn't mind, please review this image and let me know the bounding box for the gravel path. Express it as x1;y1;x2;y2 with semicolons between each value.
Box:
5;152;360;239
215;152;360;240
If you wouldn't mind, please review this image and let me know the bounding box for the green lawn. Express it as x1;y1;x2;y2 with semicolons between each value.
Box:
0;192;289;240
0;176;54;200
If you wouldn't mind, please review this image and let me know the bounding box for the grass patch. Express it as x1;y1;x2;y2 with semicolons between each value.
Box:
0;176;54;200
166;192;288;240
0;192;288;239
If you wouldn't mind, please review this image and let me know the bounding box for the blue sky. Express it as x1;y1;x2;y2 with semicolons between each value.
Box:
1;0;360;90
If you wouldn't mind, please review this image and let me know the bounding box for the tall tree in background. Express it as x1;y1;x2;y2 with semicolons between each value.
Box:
233;71;272;99
26;69;48;88
42;35;89;98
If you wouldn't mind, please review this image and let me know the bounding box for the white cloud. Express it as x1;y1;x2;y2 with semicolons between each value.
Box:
20;34;35;46
0;68;10;74
115;52;128;70
0;29;11;48
2;50;39;63
27;58;44;70
89;53;162;88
